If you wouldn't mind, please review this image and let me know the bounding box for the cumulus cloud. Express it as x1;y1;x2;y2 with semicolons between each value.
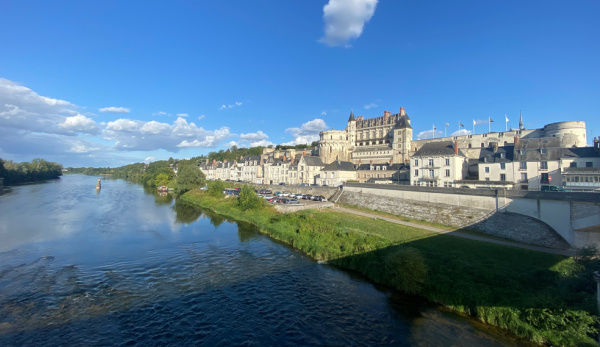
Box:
60;114;99;135
240;130;269;142
0;78;81;135
450;129;472;136
284;119;329;145
319;0;378;47
104;116;231;152
416;129;444;140
99;106;130;113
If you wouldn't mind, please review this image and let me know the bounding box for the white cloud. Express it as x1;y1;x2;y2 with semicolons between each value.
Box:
450;129;472;136
284;118;329;145
219;101;243;110
144;157;156;162
60;114;99;134
249;139;275;147
321;111;327;116
416;129;444;140
176;113;189;117
319;0;378;47
99;106;130;114
198;114;205;120
106;118;140;132
364;102;378;110
152;111;168;116
240;130;269;142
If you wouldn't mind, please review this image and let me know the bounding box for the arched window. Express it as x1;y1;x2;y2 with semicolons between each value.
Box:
481;143;485;148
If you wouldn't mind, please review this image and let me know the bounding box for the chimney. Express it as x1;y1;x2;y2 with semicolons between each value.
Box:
283;155;286;161
514;136;520;147
454;140;458;155
400;107;406;116
492;142;498;153
384;110;390;118
303;151;306;156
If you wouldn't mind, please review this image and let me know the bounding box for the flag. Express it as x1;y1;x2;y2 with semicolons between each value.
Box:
489;117;494;123
445;122;449;127
505;115;509;122
459;122;464;127
473;119;476;125
433;125;436;130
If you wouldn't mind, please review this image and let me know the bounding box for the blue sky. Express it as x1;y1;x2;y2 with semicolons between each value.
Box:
1;0;598;167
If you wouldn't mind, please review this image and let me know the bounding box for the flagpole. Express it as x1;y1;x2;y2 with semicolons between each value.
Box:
473;119;475;135
505;114;508;132
489;117;491;133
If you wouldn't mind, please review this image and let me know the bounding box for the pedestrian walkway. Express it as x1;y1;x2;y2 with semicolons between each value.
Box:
332;206;575;257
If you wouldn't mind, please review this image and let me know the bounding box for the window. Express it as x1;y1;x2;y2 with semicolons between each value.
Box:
429;170;435;177
520;162;527;170
541;161;548;170
414;159;419;166
363;174;366;178
500;174;506;181
445;158;450;166
570;162;577;168
540;148;547;154
485;178;490;181
520;149;525;155
414;170;418;177
481;143;485;148
500;163;506;170
445;169;450;177
500;153;506;158
541;173;549;183
521;173;528;182
428;159;434;167
485;167;490;173
586;162;593;168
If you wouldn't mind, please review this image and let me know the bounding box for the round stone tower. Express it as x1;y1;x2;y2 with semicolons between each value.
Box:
542;121;587;147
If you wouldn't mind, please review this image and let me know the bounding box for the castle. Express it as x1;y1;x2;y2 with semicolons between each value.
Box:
318;107;588;165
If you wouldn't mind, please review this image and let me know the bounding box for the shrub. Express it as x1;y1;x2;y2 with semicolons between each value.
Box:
208;180;225;197
237;185;264;211
383;247;428;294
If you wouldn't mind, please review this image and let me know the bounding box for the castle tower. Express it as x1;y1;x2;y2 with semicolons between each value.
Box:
347;110;357;149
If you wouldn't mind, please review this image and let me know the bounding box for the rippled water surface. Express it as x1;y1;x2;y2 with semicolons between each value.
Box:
0;175;535;346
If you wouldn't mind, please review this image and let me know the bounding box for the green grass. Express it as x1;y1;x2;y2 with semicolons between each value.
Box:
181;189;599;346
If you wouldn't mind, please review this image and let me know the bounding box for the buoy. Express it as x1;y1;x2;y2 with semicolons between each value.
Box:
96;179;101;190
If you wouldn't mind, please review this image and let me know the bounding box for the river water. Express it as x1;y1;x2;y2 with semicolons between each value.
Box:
0;175;534;346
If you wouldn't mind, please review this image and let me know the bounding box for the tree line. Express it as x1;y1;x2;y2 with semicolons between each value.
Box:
0;158;63;185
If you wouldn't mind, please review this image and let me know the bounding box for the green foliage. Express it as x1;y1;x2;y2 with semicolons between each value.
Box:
237;185;264;211
208;180;225;197
176;164;205;194
179;190;600;346
0;158;63;185
383;247;428;294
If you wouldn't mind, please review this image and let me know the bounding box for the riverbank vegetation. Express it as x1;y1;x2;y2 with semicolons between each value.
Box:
0;158;63;185
181;183;598;346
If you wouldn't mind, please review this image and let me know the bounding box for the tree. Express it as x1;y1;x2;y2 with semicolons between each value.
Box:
176;164;205;194
208;180;225;197
237;184;264;211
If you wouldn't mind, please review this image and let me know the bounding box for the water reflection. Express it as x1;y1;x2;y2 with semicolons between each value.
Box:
173;200;203;224
0;175;536;346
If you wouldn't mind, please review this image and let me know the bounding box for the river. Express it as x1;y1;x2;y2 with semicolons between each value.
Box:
0;175;535;346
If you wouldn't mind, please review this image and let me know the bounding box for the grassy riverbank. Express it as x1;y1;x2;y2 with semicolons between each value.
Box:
181;189;598;346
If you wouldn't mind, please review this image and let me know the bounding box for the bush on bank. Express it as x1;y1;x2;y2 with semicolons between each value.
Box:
180;186;598;346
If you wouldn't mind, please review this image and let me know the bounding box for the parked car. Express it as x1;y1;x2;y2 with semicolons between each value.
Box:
541;185;571;192
262;195;274;200
303;194;312;200
285;199;300;204
281;191;291;197
279;182;286;186
294;193;303;199
299;183;308;187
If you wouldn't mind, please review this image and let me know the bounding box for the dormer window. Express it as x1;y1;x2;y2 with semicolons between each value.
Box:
520;149;525;155
540;148;547;154
500;153;506;158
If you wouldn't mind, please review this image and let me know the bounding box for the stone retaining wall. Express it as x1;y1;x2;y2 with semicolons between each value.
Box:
339;190;569;249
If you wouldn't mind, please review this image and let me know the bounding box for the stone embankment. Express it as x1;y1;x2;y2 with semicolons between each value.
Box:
338;190;570;249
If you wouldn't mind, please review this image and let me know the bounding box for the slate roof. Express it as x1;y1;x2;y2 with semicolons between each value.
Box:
413;141;464;157
301;156;324;167
393;115;412;129
322;161;356;171
478;146;514;163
